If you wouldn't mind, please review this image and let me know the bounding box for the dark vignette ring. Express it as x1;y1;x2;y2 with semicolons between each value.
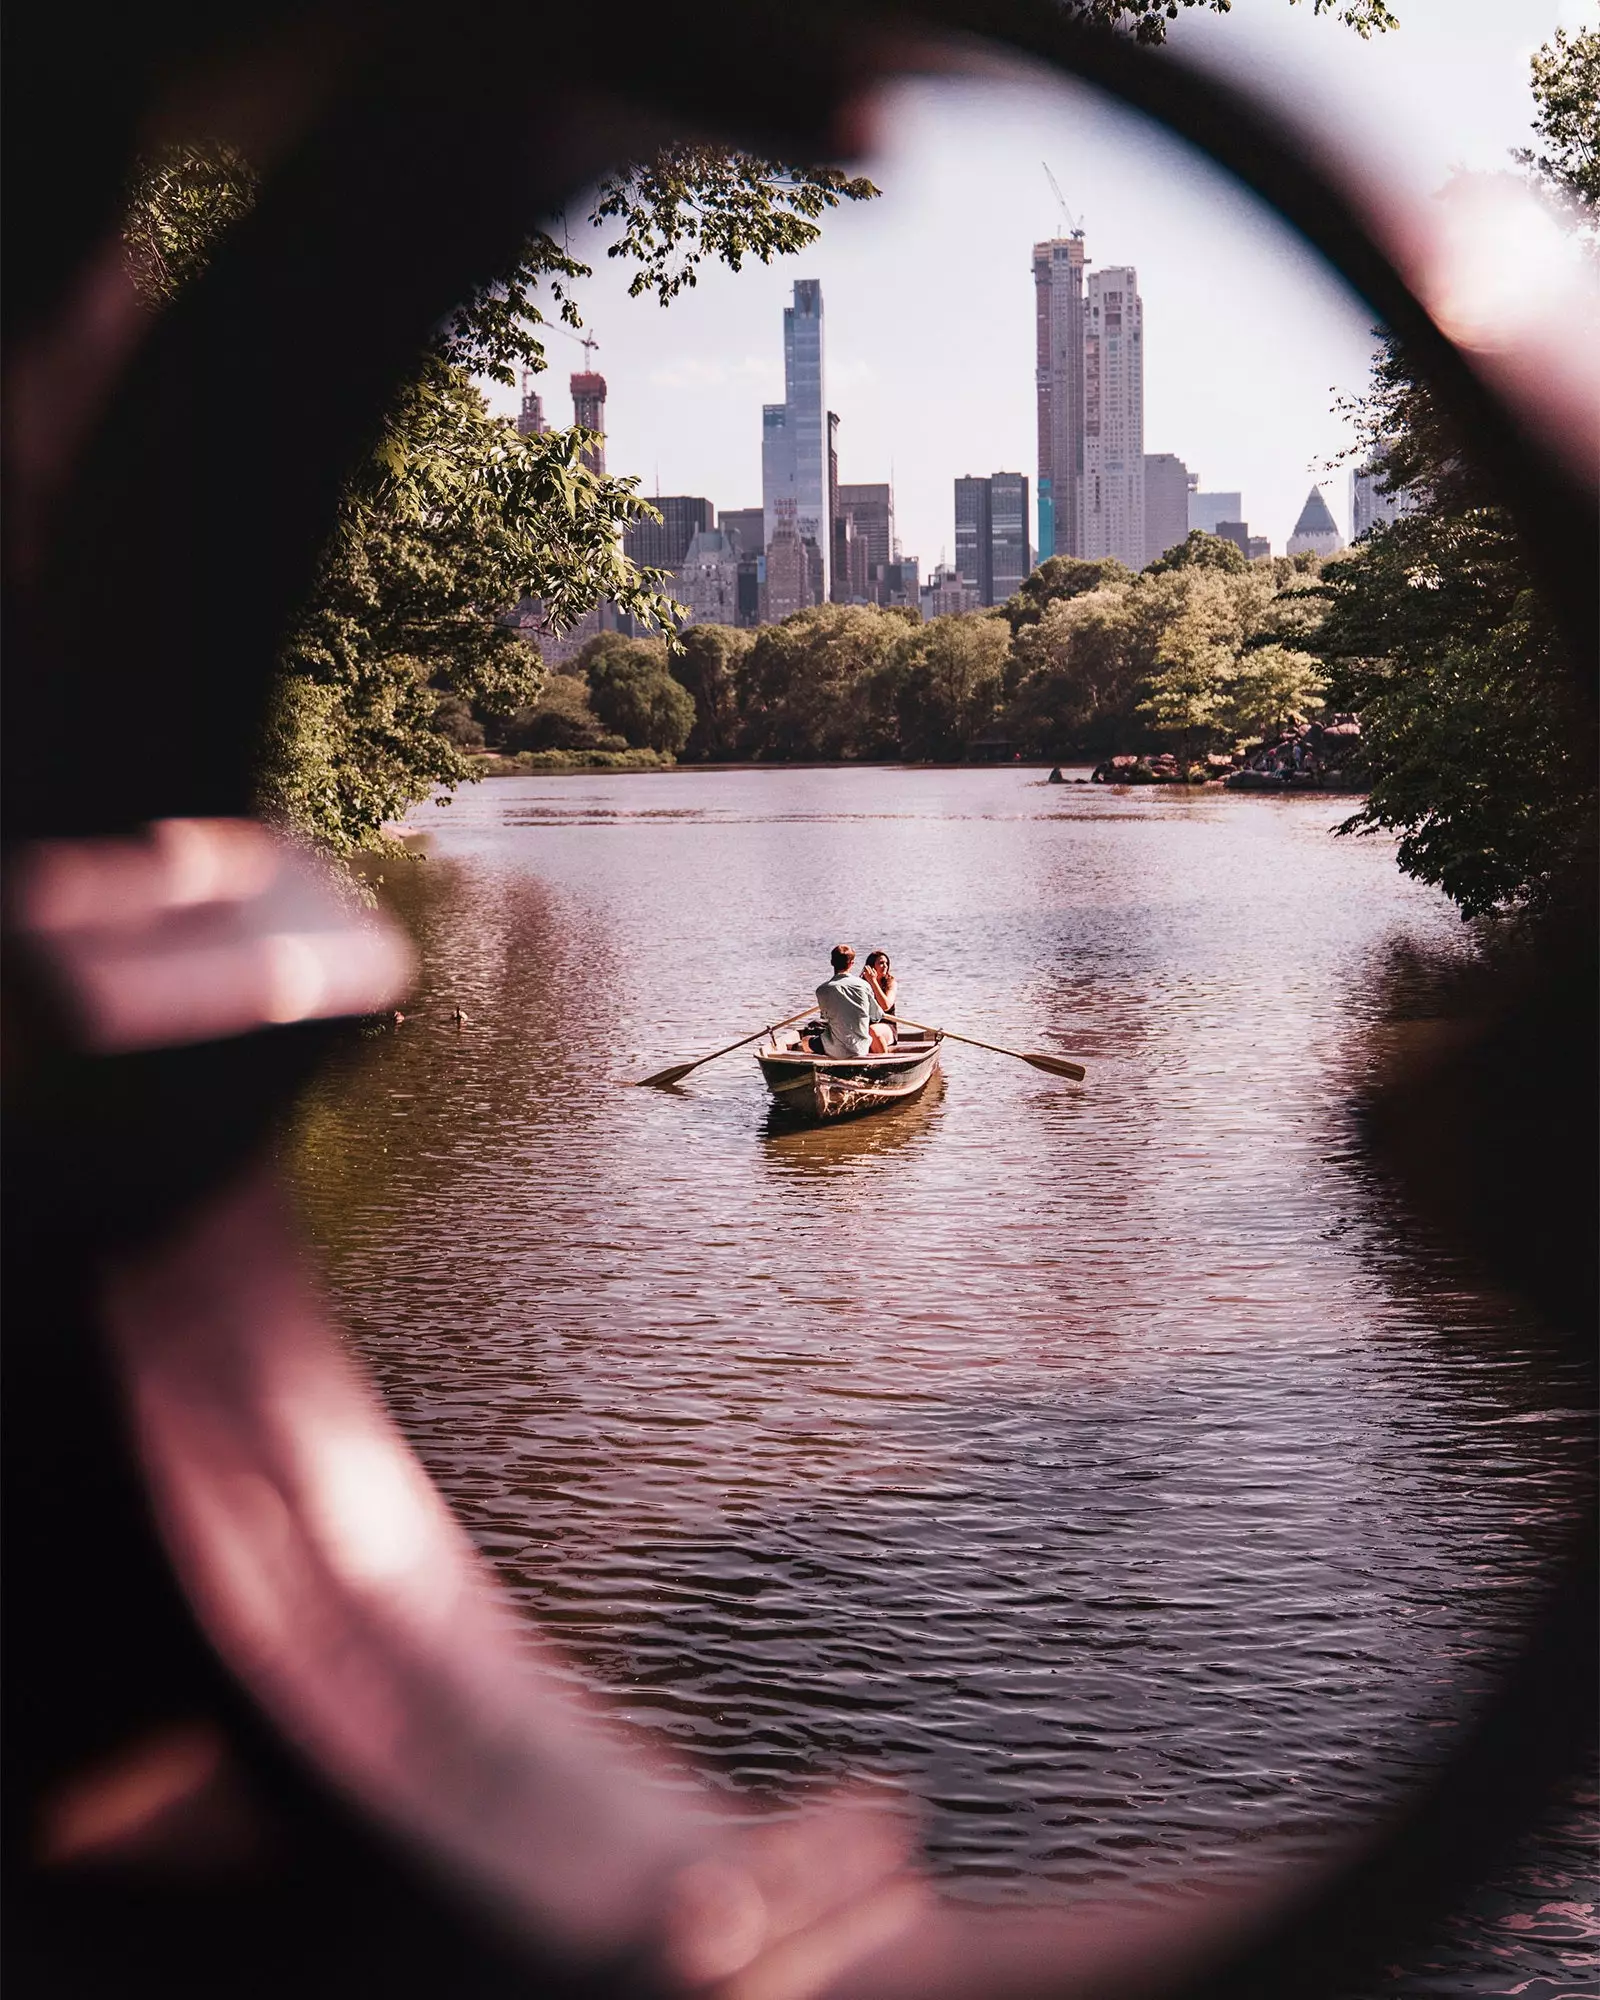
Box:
3;5;1594;1997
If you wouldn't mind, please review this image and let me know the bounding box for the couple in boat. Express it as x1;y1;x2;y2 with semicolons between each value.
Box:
812;943;899;1058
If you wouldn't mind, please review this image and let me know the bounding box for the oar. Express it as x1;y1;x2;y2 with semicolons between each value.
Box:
898;1017;1086;1083
636;1007;815;1089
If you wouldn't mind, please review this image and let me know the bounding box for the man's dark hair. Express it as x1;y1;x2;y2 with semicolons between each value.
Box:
830;944;854;974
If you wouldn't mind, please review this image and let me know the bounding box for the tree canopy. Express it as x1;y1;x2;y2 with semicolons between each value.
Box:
1513;23;1599;225
1306;24;1597;919
1073;0;1396;41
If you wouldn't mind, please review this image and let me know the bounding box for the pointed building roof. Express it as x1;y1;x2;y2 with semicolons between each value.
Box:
1293;486;1338;537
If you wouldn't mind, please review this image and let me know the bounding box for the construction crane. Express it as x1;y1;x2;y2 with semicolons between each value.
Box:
559;325;600;367
1041;162;1084;240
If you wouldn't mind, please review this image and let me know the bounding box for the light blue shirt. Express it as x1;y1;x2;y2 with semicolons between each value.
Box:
815;973;884;1057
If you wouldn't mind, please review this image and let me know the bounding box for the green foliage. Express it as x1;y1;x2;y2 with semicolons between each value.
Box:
433;695;486;750
1219;642;1326;741
649;558;1330;769
593;148;879;303
1004;561;1310;758
1315;500;1592;917
1143;528;1250;576
1008;584;1151;754
1069;0;1397;41
1513;24;1600;224
894;616;1011;760
1000;556;1133;635
738;605;909;761
1308;32;1597;918
581;636;697;755
670;624;755;760
1135;571;1246;753
263;363;675;852
123;144;261;303
504;674;621;753
478;746;674;775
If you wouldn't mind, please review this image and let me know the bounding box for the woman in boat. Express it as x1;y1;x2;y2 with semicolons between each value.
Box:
862;951;897;1041
815;944;895;1056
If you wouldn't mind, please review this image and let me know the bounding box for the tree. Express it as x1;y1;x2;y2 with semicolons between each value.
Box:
122;142;261;302
738;605;912;760
1310;27;1597;918
1512;24;1600;228
1000;555;1133;636
581;635;697;754
255;373;672;851
1137;568;1288;758
1315;503;1592;916
670;624;755;761
1007;581;1147;755
1221;642;1327;741
503;675;620;753
1142;528;1249;576
894;616;1010;760
1004;562;1301;759
1069;0;1396;40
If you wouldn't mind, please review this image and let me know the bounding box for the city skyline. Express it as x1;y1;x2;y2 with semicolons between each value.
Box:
488;0;1563;570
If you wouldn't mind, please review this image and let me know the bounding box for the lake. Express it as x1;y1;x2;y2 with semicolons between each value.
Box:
292;767;1595;1995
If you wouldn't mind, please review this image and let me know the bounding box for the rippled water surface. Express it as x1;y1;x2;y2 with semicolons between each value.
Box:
293;768;1595;1995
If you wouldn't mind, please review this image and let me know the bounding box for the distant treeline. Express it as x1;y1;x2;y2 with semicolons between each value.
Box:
459;533;1333;771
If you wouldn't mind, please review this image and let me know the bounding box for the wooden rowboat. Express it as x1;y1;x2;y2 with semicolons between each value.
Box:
754;1022;944;1123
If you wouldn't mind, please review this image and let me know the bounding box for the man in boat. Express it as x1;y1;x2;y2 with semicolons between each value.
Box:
814;944;894;1057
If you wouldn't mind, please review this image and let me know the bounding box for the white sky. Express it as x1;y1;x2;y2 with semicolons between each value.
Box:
489;0;1590;562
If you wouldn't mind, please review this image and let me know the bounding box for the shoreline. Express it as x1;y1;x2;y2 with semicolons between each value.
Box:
465;754;1364;794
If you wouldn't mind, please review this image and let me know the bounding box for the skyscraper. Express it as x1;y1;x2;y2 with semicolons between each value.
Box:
761;498;811;623
570;371;606;474
1143;453;1190;566
990;471;1030;600
954;477;992;600
1352;458;1415;538
517;377;546;437
624;496;714;572
719;507;766;626
1189;489;1243;536
1033;234;1087;559
675;529;741;627
1287;486;1344;558
762;279;828;602
828;411;844;600
1081;267;1144;568
836;484;893;568
719;507;765;559
954;473;1032;606
761;403;792;549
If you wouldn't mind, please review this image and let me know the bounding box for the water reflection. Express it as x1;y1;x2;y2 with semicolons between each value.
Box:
294;769;1592;1986
759;1074;947;1172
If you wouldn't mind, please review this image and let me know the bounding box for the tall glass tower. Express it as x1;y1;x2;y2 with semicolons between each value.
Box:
1033;235;1086;559
762;279;828;603
1081;267;1144;568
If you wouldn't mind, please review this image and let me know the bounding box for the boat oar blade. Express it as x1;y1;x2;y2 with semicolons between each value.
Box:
1024;1052;1086;1082
635;1005;816;1089
636;1061;698;1089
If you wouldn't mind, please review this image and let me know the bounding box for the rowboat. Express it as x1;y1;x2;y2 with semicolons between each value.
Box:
754;1022;944;1123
